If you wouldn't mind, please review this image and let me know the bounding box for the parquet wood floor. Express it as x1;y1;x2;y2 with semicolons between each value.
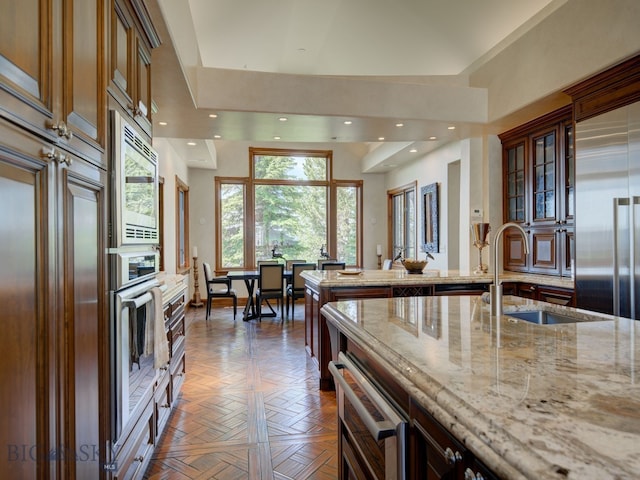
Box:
144;304;338;480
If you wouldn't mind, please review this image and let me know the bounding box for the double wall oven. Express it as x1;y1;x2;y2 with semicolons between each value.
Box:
108;110;161;446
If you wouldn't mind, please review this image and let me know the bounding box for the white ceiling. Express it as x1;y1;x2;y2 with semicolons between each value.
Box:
148;0;562;170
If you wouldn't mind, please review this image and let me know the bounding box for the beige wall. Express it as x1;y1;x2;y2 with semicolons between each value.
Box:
471;0;640;127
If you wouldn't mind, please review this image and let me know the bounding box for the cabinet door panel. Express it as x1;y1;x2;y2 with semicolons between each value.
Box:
110;0;134;106
63;171;106;478
0;130;51;479
0;0;55;137
530;229;559;274
503;230;529;271
63;0;107;166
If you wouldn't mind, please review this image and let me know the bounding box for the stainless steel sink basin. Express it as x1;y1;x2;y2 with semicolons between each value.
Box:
506;310;583;325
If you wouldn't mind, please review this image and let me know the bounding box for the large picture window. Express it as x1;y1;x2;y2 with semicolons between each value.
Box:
215;148;362;270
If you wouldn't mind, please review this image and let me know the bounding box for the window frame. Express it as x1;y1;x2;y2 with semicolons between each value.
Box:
387;181;417;263
175;175;190;274
214;148;363;272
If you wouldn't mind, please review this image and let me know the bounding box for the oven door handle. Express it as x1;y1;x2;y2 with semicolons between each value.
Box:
329;353;404;441
122;291;153;309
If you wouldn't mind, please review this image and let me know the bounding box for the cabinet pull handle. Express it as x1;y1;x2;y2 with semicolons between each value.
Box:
329;353;405;441
47;120;73;140
134;455;144;462
444;447;462;464
162;403;170;408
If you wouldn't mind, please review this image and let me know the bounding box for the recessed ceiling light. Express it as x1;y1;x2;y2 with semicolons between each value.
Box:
429;136;437;140
278;117;288;122
395;123;404;127
344;120;352;125
448;125;456;130
209;114;218;118
273;136;281;140
158;121;168;126
409;148;417;153
187;141;197;146
213;135;221;139
378;137;385;141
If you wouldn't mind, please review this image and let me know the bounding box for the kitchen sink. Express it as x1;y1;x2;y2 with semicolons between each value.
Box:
506;310;584;325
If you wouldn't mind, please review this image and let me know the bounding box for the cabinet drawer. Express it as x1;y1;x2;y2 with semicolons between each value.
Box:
170;314;185;357
155;371;171;439
113;400;154;480
171;352;186;403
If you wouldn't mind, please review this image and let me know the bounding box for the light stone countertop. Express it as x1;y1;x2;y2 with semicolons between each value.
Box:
302;268;573;289
321;295;639;480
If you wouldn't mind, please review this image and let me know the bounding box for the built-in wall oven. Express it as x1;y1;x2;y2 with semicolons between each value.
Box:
108;109;162;447
110;109;160;247
329;352;408;480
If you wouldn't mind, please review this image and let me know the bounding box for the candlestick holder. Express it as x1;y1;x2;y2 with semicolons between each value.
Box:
472;223;491;274
191;256;204;308
377;254;382;269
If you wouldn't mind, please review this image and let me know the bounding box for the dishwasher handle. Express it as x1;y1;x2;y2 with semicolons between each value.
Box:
329;353;405;441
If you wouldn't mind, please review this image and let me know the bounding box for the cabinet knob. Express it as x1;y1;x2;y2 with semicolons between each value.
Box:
127;104;142;117
162;403;170;408
444;447;462;464
42;148;73;167
464;468;485;480
47;120;73;140
134;455;144;462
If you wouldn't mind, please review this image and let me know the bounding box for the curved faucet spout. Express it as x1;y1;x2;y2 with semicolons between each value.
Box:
491;222;530;316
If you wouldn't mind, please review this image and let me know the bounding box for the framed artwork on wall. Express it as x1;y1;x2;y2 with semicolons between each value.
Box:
421;183;439;254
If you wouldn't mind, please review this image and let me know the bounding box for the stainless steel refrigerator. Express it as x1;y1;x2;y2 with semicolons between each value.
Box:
575;101;639;319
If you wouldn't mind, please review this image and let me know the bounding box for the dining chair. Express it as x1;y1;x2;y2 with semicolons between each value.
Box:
203;262;237;320
285;259;306;270
257;260;279;266
255;263;285;320
286;263;316;318
321;262;346;270
318;258;338;269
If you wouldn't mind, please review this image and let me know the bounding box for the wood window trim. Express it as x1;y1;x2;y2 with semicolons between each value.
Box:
175;175;190;274
387;181;417;262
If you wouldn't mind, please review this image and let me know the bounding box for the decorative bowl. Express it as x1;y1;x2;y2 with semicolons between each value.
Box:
401;259;428;274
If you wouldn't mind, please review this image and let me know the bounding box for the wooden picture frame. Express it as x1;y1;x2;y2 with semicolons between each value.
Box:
421;183;439;253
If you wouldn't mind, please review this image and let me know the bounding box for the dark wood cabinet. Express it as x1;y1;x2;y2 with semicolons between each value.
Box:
0;117;108;479
500;106;574;278
109;0;159;137
1;0;108;168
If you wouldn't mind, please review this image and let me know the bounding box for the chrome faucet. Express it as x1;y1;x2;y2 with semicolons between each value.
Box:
490;222;530;316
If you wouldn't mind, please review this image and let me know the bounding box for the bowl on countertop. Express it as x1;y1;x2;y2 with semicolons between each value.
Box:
401;259;428;274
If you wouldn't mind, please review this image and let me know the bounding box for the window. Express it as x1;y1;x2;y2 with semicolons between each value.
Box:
388;182;417;261
176;175;190;273
215;148;362;270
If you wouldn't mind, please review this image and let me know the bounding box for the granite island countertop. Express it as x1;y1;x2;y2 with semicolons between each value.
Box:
321;295;639;479
302;268;573;289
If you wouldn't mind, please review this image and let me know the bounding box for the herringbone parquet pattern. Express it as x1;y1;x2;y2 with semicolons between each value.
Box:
144;304;338;480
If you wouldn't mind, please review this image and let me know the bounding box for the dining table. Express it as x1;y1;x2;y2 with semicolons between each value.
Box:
226;269;292;321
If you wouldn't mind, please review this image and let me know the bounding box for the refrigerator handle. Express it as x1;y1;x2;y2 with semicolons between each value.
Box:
613;198;630;317
632;196;639;319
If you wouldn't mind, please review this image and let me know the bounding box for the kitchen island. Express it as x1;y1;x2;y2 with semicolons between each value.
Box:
302;268;574;389
321;295;639;479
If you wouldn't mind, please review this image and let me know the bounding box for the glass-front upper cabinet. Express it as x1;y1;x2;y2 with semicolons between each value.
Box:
504;141;526;223
531;128;557;224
